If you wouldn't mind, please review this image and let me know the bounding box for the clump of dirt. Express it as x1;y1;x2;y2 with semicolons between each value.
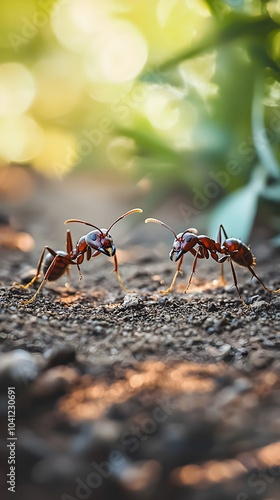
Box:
1;250;279;369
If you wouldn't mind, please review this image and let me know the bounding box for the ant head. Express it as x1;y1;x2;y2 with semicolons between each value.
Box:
99;232;116;257
145;218;198;262
65;208;142;258
85;230;116;257
170;229;198;260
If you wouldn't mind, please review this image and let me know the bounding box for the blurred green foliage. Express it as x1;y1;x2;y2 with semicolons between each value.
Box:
0;0;280;240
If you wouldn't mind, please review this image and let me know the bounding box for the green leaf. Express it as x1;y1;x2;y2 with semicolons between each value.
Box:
116;126;181;163
252;76;280;179
204;0;245;18
208;165;266;241
145;14;279;72
261;183;280;201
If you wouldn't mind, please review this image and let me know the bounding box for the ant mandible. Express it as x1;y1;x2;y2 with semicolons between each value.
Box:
145;218;280;304
13;208;142;305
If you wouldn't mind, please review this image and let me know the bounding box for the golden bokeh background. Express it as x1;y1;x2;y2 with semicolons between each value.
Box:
0;0;280;240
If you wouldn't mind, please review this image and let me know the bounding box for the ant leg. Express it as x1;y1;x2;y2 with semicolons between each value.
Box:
217;254;230;285
183;247;204;293
82;249;102;281
67;230;83;279
65;231;74;279
76;254;85;280
86;246;92;261
20;254;60;305
228;258;248;306
90;250;101;259
183;252;199;293
66;230;73;253
220;263;226;286
76;263;83;280
21;253;77;305
217;225;229;285
241;259;280;294
113;252;133;294
13;247;56;290
217;224;229;242
160;255;184;294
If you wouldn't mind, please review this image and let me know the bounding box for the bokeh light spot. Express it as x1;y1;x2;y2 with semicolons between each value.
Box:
85;21;148;84
87;80;133;103
0;63;36;117
107;136;136;169
145;87;180;130
179;52;218;98
33;128;77;178
101;21;148;82
51;0;89;53
33;53;84;119
0;116;43;162
52;0;119;53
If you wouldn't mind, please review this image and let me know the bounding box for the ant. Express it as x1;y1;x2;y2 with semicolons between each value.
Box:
145;218;280;304
13;208;142;305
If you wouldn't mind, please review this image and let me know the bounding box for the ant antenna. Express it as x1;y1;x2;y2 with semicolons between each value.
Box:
145;218;177;238
65;209;142;235
106;208;143;234
65;219;103;233
145;219;198;239
182;227;198;236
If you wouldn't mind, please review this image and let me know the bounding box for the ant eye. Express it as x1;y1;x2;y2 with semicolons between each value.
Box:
91;233;97;241
186;236;192;242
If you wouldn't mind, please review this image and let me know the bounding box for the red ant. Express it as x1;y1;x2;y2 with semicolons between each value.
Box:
13;208;142;304
145;218;280;304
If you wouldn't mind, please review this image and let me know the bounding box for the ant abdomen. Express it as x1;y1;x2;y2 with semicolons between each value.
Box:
223;238;256;268
42;251;69;281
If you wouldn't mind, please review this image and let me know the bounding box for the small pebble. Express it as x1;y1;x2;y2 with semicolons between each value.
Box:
122;294;140;308
219;344;232;357
262;339;276;348
208;303;218;312
250;300;268;310
116;460;161;493
44;344;76;368
247;294;261;304
29;366;78;399
249;350;273;369
32;454;87;486
0;349;39;391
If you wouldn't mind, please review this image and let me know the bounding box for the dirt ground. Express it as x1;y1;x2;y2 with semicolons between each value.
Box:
0;171;280;500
